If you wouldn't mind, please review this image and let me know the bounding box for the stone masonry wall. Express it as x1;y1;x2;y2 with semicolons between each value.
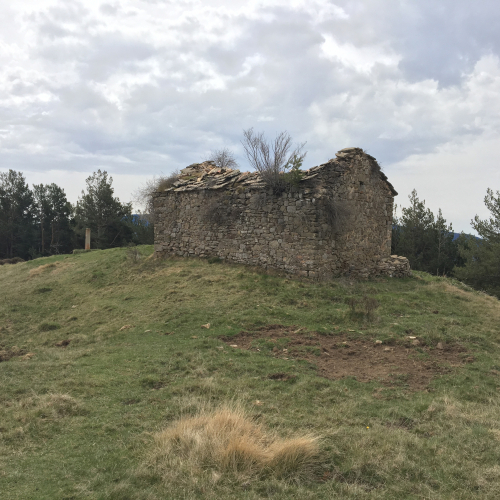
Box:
153;148;411;279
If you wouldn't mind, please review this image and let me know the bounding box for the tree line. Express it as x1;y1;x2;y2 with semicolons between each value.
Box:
2;133;499;299
392;188;500;298
0;169;152;261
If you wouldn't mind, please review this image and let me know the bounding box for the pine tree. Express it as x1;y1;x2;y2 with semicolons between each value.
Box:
33;183;74;256
392;190;458;275
47;184;74;254
429;209;457;276
0;170;34;259
75;170;133;249
32;184;50;256
454;189;500;297
392;189;436;271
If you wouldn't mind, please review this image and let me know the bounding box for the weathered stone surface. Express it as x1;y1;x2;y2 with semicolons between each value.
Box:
153;149;411;279
338;147;359;154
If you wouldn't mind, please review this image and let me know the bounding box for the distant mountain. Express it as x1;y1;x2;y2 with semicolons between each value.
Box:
128;214;150;226
452;232;481;241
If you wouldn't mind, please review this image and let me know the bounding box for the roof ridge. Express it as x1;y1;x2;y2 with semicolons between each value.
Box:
162;149;396;195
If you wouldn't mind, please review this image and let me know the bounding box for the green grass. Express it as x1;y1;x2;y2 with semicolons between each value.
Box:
1;246;500;499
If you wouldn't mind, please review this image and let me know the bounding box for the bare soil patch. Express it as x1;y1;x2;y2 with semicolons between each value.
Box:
221;325;474;391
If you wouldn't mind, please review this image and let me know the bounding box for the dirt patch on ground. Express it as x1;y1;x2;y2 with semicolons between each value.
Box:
221;325;474;391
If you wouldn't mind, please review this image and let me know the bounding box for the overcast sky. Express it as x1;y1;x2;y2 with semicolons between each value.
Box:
1;0;500;232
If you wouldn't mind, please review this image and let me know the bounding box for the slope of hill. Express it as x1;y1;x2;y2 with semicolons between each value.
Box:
1;246;500;499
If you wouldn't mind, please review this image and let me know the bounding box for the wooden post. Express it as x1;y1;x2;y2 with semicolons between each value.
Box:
85;228;91;250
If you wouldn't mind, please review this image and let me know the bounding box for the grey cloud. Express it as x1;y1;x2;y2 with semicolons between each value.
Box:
99;4;120;16
44;2;91;23
1;0;500;187
329;0;500;87
80;35;156;80
35;25;156;78
37;18;73;40
395;0;500;86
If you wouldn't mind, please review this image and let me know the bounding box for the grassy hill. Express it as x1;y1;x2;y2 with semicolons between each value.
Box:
1;246;500;499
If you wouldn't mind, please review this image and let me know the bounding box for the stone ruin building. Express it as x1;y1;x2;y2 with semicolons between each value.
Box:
153;147;411;279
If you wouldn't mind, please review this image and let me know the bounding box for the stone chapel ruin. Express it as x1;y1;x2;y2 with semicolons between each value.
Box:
153;147;411;279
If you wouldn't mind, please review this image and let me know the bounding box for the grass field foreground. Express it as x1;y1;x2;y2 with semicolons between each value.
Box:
1;245;500;499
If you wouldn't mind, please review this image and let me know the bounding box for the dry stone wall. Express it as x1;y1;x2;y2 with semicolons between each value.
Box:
153;147;411;279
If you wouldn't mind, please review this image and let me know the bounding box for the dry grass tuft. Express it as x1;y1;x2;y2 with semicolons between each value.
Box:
29;263;57;277
156;172;180;192
16;393;86;422
146;406;320;483
0;257;25;265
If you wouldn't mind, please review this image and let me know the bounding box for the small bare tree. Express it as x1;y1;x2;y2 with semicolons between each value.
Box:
241;128;306;193
208;148;238;169
133;171;179;217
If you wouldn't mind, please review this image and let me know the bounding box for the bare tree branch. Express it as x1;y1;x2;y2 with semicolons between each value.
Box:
208;148;238;169
241;128;306;193
133;171;179;217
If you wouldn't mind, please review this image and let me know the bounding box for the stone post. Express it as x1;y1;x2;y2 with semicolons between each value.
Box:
85;228;91;250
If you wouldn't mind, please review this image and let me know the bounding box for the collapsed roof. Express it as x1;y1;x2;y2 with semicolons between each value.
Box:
160;147;397;196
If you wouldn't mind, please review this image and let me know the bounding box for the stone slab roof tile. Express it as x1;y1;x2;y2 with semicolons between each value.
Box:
163;148;397;196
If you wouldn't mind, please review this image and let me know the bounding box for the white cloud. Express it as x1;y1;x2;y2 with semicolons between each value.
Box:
22;168;144;210
388;133;500;234
0;0;499;231
321;35;401;73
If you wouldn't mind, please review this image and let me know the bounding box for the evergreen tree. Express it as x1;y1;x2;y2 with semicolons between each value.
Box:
392;190;458;275
32;183;73;256
0;170;34;259
124;214;154;245
75;170;133;249
392;189;436;271
428;209;458;276
48;184;74;254
32;184;50;256
454;188;500;297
